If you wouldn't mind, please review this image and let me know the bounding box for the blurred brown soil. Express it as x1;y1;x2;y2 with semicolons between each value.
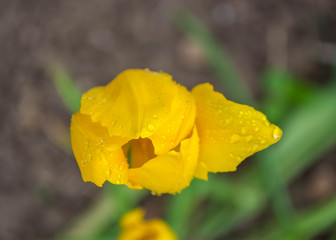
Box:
0;0;335;239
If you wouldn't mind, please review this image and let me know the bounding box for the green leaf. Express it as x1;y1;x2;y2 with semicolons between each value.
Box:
49;66;82;114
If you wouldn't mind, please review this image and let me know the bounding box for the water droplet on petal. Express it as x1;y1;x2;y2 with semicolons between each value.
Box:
106;169;111;176
153;114;158;119
255;127;260;132
225;118;232;125
241;127;248;134
260;140;266;144
230;134;241;143
246;135;253;142
272;126;282;139
116;179;121;184
162;135;167;139
147;124;155;131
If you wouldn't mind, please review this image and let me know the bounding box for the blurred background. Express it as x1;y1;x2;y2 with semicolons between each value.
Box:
1;0;336;239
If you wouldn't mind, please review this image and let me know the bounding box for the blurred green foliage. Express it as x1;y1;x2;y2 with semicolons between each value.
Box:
52;9;336;240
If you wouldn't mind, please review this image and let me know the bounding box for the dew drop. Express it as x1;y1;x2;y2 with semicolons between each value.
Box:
260;140;266;144
230;134;240;143
106;169;111;176
119;166;123;170
147;124;155;131
246;135;253;142
272;126;282;139
255;127;260;132
162;135;167;139
153;114;158;119
239;120;243;125
116;179;121;184
241;127;248;134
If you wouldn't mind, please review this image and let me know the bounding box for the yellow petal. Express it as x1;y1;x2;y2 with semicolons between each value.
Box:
149;85;196;155
80;69;191;143
127;127;199;195
70;113;129;186
192;83;282;179
119;208;177;240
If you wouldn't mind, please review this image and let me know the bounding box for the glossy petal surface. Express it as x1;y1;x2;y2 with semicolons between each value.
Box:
71;113;129;186
192;83;282;180
127;127;199;195
80;69;195;150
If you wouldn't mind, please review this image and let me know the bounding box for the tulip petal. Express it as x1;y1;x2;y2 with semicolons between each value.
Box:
192;83;282;179
149;85;196;155
119;208;177;240
127;127;199;194
70;113;129;186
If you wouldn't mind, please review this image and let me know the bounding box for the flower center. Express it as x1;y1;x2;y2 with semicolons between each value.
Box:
123;138;156;168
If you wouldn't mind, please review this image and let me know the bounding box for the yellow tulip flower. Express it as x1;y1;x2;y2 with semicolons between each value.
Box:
118;208;177;240
70;69;282;194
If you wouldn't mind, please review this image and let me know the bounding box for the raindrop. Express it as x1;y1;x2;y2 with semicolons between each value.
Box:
241;127;248;134
246;135;253;142
230;134;240;143
272;126;282;139
153;114;158;119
